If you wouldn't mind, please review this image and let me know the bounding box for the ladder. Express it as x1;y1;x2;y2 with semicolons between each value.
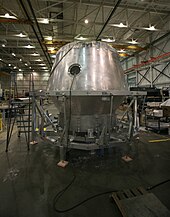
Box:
6;73;34;152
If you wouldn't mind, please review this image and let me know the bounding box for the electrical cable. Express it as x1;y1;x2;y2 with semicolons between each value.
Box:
65;75;76;155
53;175;117;213
49;42;79;77
53;176;170;214
147;179;170;191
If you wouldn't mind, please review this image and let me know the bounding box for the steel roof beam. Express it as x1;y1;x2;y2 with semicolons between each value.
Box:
26;0;52;66
18;0;52;68
96;0;122;40
0;18;32;24
121;30;170;63
41;0;170;14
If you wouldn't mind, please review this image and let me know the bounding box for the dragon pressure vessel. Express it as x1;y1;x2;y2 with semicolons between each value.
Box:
47;41;128;134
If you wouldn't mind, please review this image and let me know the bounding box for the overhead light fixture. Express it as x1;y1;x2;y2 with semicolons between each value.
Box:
45;36;53;41
35;59;42;62
5;13;10;18
74;34;88;41
19;33;24;37
16;32;27;37
51;55;56;59
19;69;22;71
38;63;46;66
144;25;157;31
12;53;16;56
20;58;22;61
0;58;2;61
14;66;17;69
25;44;35;48
78;36;86;40
129;39;138;44
42;18;49;24
29;66;32;69
112;22;128;28
101;38;115;43
117;49;126;53
2;44;6;47
38;18;49;24
25;63;28;66
31;52;40;56
0;13;17;19
48;47;55;51
84;19;89;24
8;63;11;66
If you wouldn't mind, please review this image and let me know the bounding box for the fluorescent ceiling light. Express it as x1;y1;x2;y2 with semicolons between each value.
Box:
16;32;27;37
25;63;28;66
2;44;5;47
25;44;35;48
14;66;17;69
20;58;22;61
77;36;86;40
8;63;11;66
51;55;56;59
31;53;40;56
48;47;55;51
144;25;157;31
84;19;89;24
19;69;22;71
45;36;52;41
112;22;127;28
102;38;115;43
38;63;46;66
129;39;138;44
0;13;17;19
74;34;88;41
38;18;49;24
117;49;126;53
12;53;16;56
35;59;42;62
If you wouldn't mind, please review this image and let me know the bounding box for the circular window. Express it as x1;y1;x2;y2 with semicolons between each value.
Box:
68;64;81;76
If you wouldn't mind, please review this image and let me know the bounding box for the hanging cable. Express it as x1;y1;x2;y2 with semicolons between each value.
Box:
65;75;76;156
147;179;170;191
49;42;79;77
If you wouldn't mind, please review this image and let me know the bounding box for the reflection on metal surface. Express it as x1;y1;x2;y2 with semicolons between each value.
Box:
47;41;127;92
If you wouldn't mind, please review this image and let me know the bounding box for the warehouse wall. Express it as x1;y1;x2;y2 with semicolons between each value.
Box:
0;73;10;90
122;21;170;88
0;62;11;92
16;72;50;95
0;70;50;97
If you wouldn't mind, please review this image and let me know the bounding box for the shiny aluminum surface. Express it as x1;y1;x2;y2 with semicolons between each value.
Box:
47;41;128;132
47;41;127;92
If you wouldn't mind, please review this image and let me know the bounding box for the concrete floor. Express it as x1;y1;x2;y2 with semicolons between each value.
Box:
0;129;170;217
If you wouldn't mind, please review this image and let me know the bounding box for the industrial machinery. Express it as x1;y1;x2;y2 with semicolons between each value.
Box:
45;41;141;160
5;41;145;160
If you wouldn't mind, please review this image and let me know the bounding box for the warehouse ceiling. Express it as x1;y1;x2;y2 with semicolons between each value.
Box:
0;0;170;73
